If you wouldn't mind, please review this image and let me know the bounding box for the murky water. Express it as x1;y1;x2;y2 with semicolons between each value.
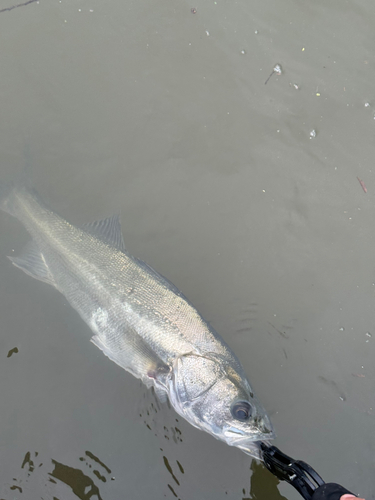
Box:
0;0;375;498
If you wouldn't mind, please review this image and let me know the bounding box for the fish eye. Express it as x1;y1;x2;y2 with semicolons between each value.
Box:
231;401;252;421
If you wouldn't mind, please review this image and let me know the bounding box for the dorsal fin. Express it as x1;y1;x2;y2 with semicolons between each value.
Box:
82;214;126;251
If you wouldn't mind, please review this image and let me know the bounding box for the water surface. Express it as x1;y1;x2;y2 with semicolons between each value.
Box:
0;0;374;498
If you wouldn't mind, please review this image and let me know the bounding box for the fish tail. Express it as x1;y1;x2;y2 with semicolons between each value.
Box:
0;146;38;217
0;182;18;216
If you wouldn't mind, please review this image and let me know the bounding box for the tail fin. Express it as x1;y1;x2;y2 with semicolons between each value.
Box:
0;182;18;216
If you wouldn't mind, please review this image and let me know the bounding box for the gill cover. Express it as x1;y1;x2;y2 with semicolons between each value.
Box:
173;353;224;404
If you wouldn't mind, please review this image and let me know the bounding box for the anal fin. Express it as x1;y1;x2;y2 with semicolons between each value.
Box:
8;240;56;287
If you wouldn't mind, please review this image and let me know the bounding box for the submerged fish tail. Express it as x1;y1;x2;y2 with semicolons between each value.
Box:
0;182;18;216
0;183;54;235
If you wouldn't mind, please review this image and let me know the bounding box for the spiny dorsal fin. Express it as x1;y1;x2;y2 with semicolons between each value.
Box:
83;214;126;251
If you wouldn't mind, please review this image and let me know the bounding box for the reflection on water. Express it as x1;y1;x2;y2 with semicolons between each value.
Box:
234;303;259;335
162;455;185;499
50;459;105;500
2;450;113;500
1;393;294;500
248;461;288;500
139;387;183;444
83;451;112;479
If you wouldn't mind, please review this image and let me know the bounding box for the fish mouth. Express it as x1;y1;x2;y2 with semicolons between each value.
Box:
224;415;275;442
232;426;276;459
237;438;275;461
225;428;276;443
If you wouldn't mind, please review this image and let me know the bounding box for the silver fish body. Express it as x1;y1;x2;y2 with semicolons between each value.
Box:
0;185;274;458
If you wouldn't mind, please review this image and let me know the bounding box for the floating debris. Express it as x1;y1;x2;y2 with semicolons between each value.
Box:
357;176;367;193
0;0;38;13
7;347;18;358
265;64;282;85
309;129;317;139
191;7;196;13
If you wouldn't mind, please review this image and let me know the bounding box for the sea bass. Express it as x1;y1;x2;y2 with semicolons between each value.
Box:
0;185;274;458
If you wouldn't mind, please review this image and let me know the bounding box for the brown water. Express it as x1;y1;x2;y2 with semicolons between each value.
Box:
0;0;374;498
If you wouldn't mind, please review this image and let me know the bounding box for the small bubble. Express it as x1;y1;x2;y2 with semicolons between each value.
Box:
339;327;345;331
89;9;93;12
309;129;317;139
240;50;246;55
366;332;372;337
292;83;299;90
78;8;81;11
365;102;370;107
254;30;259;34
205;30;210;36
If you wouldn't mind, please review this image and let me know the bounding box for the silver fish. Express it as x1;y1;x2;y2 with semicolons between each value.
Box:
0;185;274;458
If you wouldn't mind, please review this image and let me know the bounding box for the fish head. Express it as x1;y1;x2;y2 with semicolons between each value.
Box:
168;352;274;459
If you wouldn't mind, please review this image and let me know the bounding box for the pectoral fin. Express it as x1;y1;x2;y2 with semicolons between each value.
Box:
153;386;169;403
90;333;170;395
